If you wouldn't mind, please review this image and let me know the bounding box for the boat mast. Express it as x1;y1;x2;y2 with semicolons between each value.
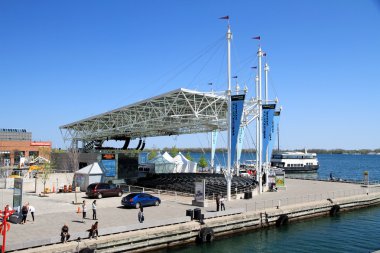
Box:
226;21;233;201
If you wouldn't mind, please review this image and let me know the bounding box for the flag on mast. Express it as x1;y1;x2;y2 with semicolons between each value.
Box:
252;36;261;40
219;16;229;20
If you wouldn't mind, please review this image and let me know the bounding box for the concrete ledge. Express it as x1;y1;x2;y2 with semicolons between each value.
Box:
204;208;245;219
8;216;191;252
10;192;380;253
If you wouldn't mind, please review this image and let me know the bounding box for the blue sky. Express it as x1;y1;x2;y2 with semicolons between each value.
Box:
1;0;380;150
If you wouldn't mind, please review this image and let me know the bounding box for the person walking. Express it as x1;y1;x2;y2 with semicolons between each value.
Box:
60;223;70;243
28;203;35;222
92;200;97;220
138;207;144;223
220;195;225;211
82;200;87;223
21;203;29;224
88;221;99;240
216;194;220;211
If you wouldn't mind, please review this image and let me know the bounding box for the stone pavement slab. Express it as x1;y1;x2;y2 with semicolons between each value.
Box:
0;179;372;251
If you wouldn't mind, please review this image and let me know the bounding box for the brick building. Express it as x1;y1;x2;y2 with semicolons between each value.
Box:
0;128;52;167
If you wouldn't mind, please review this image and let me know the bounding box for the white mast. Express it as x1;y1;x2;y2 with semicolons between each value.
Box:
264;61;270;186
226;22;233;201
264;62;269;103
255;74;259;184
258;46;263;194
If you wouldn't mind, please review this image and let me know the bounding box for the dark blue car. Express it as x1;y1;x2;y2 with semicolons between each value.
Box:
121;193;161;208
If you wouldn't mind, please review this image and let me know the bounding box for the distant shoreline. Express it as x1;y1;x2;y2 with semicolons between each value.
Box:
151;148;380;155
51;148;380;155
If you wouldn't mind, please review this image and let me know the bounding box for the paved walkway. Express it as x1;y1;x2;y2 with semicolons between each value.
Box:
0;179;374;251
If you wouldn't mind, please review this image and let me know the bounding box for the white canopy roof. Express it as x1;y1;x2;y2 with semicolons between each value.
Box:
173;152;197;173
75;162;104;175
60;88;227;144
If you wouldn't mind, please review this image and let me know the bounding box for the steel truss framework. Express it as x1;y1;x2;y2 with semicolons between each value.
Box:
59;88;247;147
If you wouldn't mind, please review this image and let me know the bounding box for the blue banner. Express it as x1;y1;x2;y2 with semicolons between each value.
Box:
236;126;245;165
211;130;218;167
262;104;276;162
268;110;281;161
231;94;245;168
101;160;116;177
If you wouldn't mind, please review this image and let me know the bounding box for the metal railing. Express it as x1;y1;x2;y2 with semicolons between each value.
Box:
117;183;252;201
119;182;380;214
243;187;380;212
286;174;380;186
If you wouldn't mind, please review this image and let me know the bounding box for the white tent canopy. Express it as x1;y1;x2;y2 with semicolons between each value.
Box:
149;152;176;173
173;152;197;173
74;162;104;191
149;152;198;173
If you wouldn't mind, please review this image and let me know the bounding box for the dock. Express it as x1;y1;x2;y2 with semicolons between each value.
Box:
4;178;380;252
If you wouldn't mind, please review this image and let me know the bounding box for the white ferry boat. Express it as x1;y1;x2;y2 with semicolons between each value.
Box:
270;150;319;173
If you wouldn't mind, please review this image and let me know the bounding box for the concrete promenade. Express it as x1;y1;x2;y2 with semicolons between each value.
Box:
1;179;378;252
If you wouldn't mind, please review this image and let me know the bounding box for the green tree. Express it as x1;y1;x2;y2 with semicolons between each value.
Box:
198;155;208;169
185;152;193;161
41;162;53;196
148;150;158;160
169;146;179;157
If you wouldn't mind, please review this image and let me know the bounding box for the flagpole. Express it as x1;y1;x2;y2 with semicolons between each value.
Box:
264;62;269;104
264;61;270;187
255;74;259;184
258;46;263;194
226;22;232;201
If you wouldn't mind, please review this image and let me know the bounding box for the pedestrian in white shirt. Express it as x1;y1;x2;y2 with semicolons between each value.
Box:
92;200;97;220
220;196;225;211
28;203;35;222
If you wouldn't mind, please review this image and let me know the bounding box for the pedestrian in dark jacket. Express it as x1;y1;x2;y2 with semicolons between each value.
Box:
61;224;70;243
88;221;98;240
216;194;220;211
138;207;144;223
21;203;29;224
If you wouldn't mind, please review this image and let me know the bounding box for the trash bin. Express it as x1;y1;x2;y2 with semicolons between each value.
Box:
194;208;202;220
244;192;252;199
186;209;194;220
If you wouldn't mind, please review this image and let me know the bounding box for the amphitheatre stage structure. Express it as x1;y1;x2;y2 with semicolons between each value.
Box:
60;20;278;200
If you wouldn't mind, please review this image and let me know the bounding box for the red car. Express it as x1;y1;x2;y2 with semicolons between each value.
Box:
86;183;123;199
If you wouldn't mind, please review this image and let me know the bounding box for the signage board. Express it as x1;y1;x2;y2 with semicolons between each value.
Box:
194;180;205;202
13;178;23;211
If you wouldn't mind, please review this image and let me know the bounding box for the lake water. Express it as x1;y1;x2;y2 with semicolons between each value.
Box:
155;154;380;253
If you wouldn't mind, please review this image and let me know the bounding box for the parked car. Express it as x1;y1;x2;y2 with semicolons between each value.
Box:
121;193;161;208
86;183;123;199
